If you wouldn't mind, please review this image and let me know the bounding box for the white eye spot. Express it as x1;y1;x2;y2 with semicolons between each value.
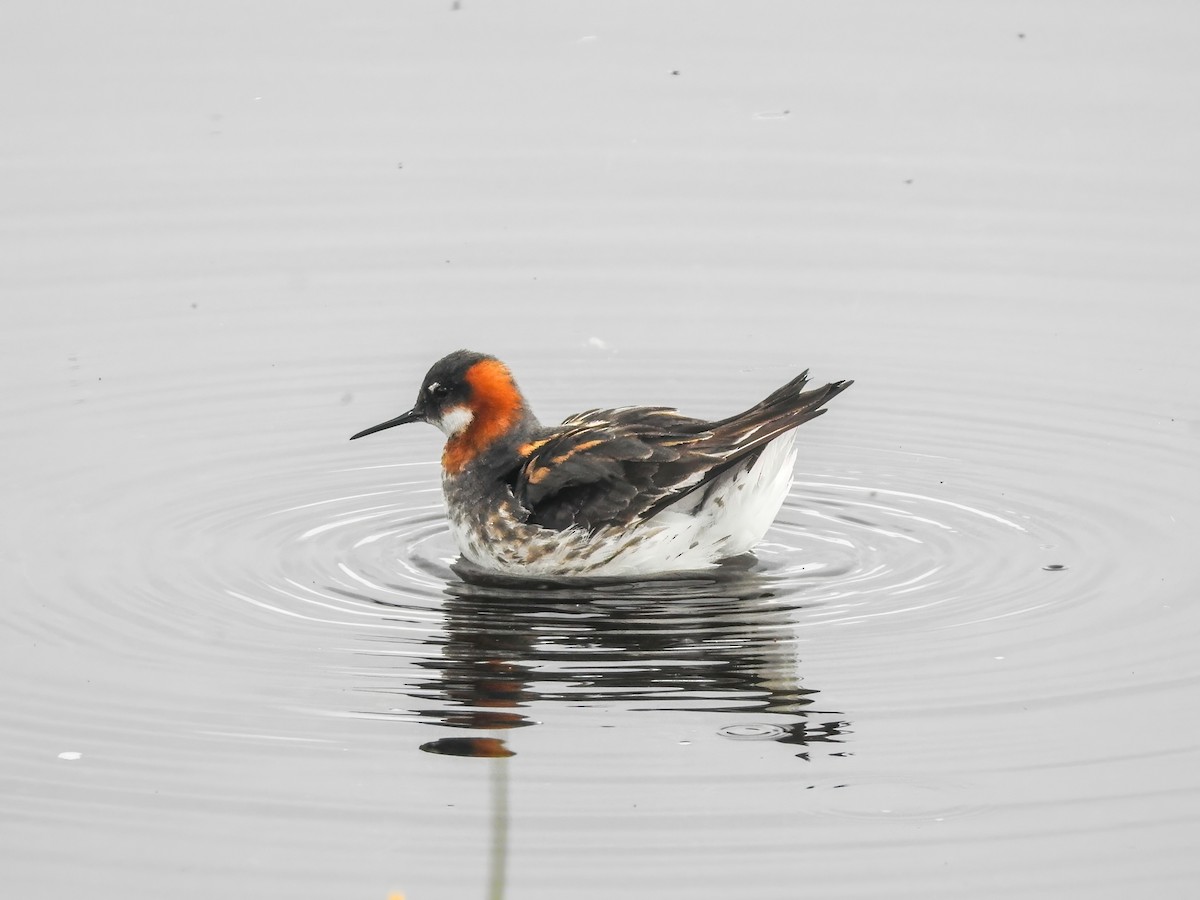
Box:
427;381;440;394
437;405;474;436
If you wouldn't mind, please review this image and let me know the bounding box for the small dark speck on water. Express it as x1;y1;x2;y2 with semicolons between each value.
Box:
905;179;914;184
671;70;680;76
1018;33;1026;39
191;302;198;309
1043;563;1067;572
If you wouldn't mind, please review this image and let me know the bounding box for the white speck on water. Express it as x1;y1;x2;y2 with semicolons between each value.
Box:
58;751;82;760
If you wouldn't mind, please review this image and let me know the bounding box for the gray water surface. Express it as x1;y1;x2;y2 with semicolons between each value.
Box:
4;3;1200;898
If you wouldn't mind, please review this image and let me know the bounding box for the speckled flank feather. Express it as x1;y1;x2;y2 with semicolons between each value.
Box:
351;351;852;578
445;426;803;577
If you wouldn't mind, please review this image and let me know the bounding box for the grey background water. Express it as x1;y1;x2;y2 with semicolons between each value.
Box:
3;2;1199;898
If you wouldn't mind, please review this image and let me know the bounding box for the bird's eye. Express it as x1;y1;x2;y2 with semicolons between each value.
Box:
427;382;449;400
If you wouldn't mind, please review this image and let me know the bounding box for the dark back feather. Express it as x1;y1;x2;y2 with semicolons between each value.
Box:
512;373;852;533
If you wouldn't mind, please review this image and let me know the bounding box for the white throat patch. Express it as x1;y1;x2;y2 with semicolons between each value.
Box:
437;405;474;437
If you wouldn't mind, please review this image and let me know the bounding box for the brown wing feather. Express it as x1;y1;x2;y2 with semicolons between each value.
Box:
516;422;719;531
513;372;852;533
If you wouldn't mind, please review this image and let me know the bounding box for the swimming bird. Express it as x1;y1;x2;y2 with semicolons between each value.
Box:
351;350;851;578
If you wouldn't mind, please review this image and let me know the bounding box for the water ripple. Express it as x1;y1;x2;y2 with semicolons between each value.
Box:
3;349;1199;900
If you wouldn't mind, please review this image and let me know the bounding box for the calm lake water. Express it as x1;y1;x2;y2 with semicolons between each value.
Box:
4;3;1199;898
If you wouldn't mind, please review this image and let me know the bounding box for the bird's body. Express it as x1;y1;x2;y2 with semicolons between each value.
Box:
351;351;851;578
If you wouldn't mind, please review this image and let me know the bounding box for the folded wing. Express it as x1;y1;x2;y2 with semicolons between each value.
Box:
509;371;852;533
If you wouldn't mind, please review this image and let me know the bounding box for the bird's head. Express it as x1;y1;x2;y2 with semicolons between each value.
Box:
351;350;534;472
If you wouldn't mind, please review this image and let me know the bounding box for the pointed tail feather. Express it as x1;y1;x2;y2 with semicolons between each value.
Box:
641;374;852;521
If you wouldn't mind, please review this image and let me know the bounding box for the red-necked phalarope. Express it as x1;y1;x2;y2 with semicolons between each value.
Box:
351;350;851;577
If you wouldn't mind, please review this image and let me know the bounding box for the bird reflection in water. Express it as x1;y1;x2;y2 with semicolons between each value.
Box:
355;557;851;761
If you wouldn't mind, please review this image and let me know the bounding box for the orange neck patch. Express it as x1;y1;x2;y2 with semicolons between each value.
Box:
442;358;526;474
